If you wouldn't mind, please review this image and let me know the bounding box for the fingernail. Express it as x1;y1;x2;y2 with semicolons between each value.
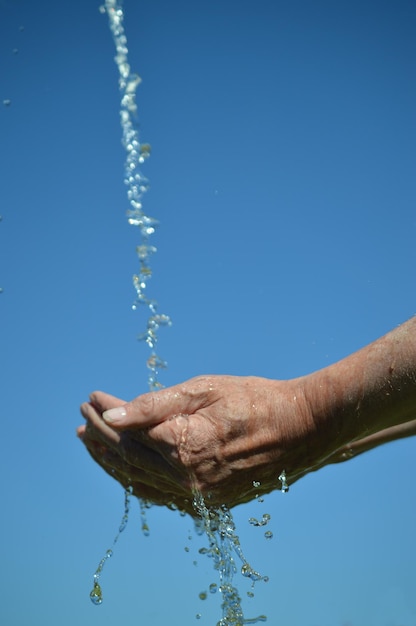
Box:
102;407;127;424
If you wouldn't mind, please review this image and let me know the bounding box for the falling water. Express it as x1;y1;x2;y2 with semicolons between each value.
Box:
90;486;133;605
100;0;171;392
89;3;286;623
90;0;169;603
193;493;269;625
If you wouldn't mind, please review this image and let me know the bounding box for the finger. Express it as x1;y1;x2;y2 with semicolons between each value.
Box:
81;430;190;500
101;376;215;430
119;430;185;483
77;424;86;439
89;390;126;413
81;401;121;447
81;405;187;484
98;443;186;492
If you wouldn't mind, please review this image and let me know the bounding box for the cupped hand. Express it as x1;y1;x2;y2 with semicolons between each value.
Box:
78;375;333;513
78;375;416;515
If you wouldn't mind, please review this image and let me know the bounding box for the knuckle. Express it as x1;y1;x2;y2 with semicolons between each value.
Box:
135;391;157;421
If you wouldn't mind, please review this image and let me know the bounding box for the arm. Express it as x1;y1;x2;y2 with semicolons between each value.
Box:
78;317;416;512
304;316;416;456
327;420;416;464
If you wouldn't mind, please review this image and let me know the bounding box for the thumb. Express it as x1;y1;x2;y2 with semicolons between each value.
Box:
102;377;211;429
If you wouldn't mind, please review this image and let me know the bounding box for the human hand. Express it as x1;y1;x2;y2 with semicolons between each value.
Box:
78;375;416;515
78;319;416;514
78;374;340;513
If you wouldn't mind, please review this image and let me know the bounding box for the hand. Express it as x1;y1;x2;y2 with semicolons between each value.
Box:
78;376;416;515
78;319;416;515
78;374;341;513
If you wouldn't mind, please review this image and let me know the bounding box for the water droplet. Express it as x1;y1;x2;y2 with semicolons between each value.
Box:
125;73;141;93
278;470;289;493
196;614;202;620
136;244;157;259
139;143;151;163
248;513;270;527
209;583;218;594
241;563;264;582
141;521;150;536
252;481;261;488
90;582;103;605
264;531;273;540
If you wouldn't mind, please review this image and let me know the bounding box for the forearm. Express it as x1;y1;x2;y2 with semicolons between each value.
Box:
330;419;416;463
304;317;416;452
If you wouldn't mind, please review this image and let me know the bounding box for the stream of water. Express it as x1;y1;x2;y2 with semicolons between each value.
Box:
90;3;280;623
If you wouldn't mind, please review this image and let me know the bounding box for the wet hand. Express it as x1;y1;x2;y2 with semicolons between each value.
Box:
78;375;330;512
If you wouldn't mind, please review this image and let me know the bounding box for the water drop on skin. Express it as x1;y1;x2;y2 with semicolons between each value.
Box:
278;470;289;493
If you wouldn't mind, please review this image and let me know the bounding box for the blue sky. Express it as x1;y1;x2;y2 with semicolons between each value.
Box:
0;1;415;625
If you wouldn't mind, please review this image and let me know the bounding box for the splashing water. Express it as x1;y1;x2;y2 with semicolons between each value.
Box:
193;493;269;625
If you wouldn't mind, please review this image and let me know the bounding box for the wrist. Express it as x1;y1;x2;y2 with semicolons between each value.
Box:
302;317;416;452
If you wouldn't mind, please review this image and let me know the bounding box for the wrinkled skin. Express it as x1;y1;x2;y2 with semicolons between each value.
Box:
78;375;416;517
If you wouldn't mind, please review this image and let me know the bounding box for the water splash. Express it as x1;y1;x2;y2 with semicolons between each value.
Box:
100;0;171;392
193;493;269;625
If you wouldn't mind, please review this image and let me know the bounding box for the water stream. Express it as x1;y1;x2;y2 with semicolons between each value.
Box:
90;3;280;623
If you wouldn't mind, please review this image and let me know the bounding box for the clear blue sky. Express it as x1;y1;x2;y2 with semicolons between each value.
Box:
1;1;415;625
